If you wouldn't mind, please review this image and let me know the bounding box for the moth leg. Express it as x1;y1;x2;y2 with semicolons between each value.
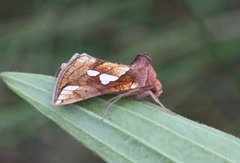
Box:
103;89;144;119
133;90;175;114
141;90;175;114
103;94;124;119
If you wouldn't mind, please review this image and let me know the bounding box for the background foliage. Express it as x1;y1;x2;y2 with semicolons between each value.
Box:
0;0;240;162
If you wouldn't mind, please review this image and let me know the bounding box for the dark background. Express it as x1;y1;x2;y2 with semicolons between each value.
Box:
0;0;240;162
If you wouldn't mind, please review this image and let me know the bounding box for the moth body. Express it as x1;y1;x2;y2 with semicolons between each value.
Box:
52;53;170;114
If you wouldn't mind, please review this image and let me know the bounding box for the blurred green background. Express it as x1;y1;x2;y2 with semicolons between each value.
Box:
0;0;240;162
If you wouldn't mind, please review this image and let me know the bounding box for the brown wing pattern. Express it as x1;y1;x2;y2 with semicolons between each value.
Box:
52;53;136;105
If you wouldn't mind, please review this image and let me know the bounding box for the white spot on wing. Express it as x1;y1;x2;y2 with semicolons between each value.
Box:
59;90;70;95
55;100;62;105
58;94;66;100
56;85;80;101
87;70;100;76
99;74;119;85
63;85;80;91
131;82;138;89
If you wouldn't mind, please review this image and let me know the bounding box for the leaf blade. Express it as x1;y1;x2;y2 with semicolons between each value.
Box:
1;72;239;163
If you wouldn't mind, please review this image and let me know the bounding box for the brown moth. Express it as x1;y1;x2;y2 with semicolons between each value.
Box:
52;53;172;114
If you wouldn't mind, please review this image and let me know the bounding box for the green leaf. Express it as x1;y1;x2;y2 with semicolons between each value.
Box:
1;72;239;163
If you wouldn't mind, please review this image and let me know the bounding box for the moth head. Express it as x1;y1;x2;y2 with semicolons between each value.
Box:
131;53;152;66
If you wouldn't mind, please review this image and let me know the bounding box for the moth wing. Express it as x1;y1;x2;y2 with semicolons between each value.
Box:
52;53;137;105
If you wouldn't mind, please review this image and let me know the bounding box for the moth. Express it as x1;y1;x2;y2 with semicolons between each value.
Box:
52;53;172;115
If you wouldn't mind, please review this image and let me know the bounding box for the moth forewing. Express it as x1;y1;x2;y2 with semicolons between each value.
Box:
52;53;134;105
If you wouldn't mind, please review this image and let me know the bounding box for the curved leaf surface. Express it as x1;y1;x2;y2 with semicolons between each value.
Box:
1;72;239;163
